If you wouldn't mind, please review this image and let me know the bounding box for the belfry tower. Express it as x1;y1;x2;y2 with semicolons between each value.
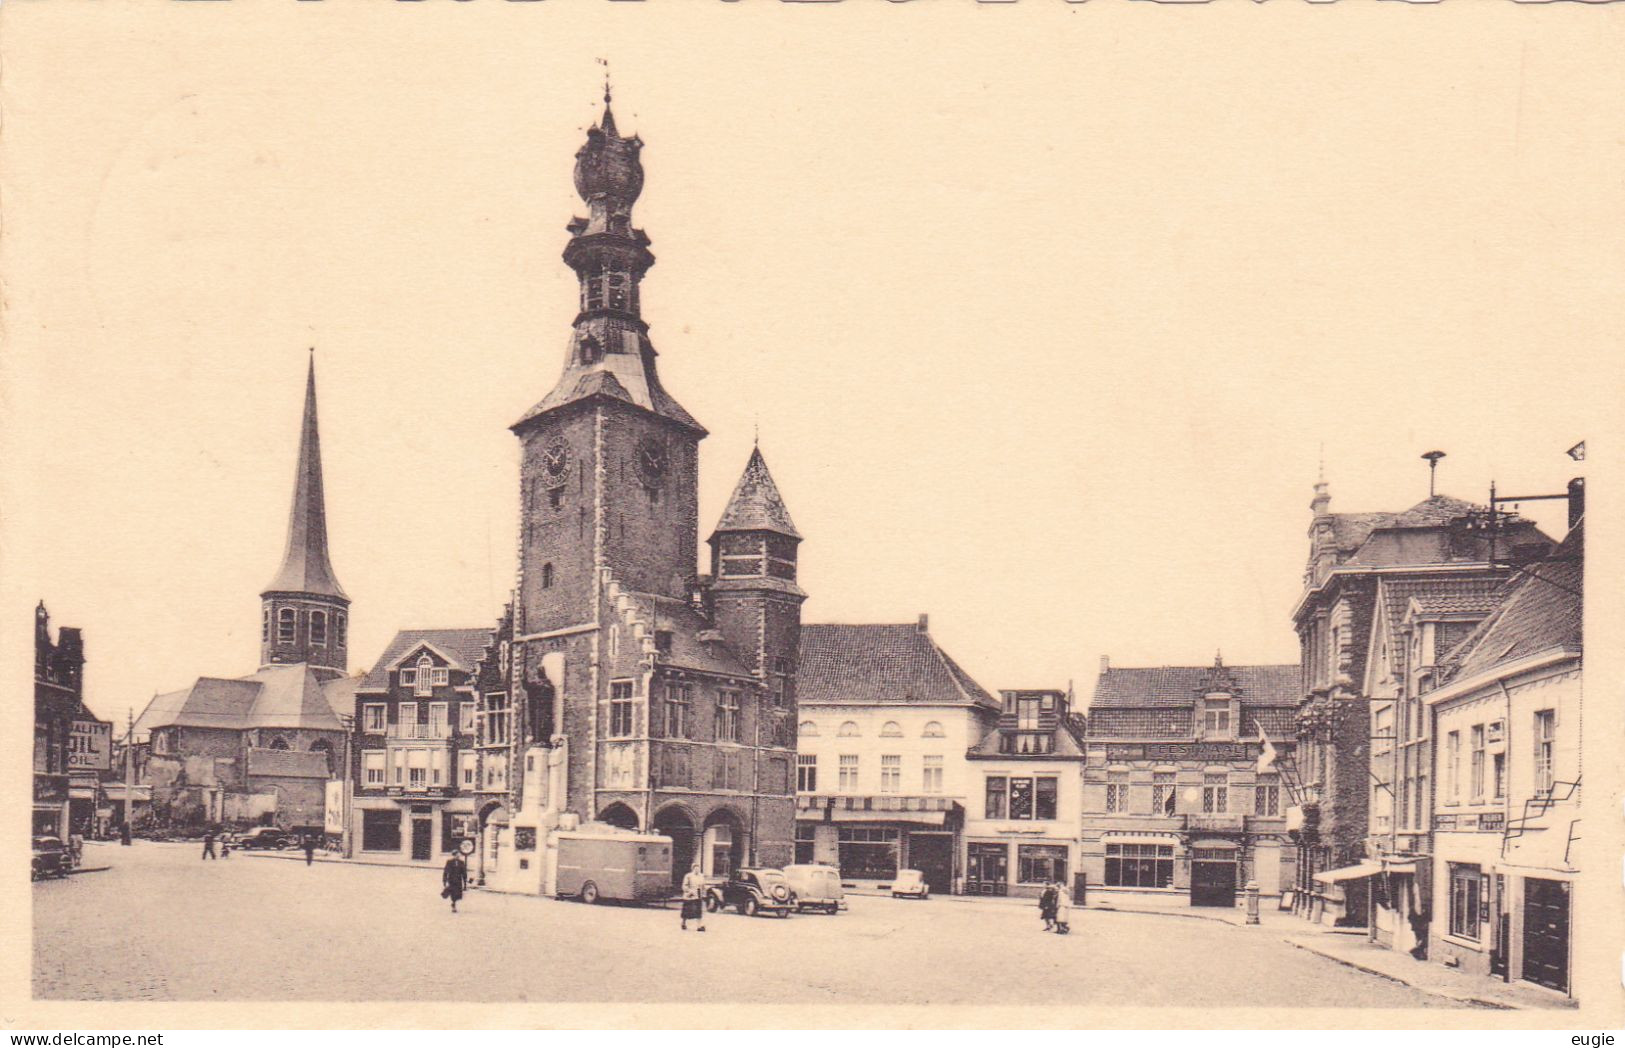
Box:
260;357;349;678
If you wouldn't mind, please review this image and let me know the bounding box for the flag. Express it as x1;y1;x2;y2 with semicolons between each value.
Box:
1567;440;1586;462
1257;728;1278;774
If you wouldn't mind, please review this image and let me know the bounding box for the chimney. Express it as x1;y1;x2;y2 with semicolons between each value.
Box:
1098;654;1109;675
1568;477;1585;531
917;613;929;634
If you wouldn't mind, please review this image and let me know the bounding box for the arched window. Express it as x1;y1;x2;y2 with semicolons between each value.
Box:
880;721;903;738
310;610;327;646
838;721;860;738
262;607;269;643
269;737;290;750
416;654;434;697
922;721;946;738
798;720;818;738
277;607;295;644
335;612;347;647
542;563;555;589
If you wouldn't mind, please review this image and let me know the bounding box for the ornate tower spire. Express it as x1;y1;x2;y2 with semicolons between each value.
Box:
513;91;701;436
713;446;801;542
261;355;349;677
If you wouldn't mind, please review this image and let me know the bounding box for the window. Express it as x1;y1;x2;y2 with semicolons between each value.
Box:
363;704;386;733
770;657;790;706
1017;845;1068;886
1009;777;1034;820
1016;695;1041;730
278;607;295;644
415;655;434;697
880;755;901;793
838;755;859;792
399;702;418;739
1152;772;1176;816
1447;731;1461;802
609;681;634;738
1470;725;1485;801
392;749;404;785
922;721;945;738
1203;698;1231;737
1001;732;1053;755
967;843;1008;888
797;754;817;792
458;701;475;735
262;608;269;643
654;630;673;656
1493;752;1505;800
399;668;417;688
664;682;691;738
362;751;385;786
362;809;400;852
429;702;449;739
1448;863;1482;940
1202;773;1229;814
460;751;477;788
432;667;450;687
794;821;815;864
548;487;564;511
407;749;428;790
985;776;1007;819
484;753;507;790
1533;709;1555;793
542;563;554;589
336;612;347;647
922;755;943;794
311;610;327;646
430;748;446;786
880;721;903;738
799;720;818;738
1255;775;1280;816
716;689;742;743
838;721;860;737
1105;843;1175;888
1106;771;1128;814
484;692;509;746
269;736;289;750
1035;776;1058;820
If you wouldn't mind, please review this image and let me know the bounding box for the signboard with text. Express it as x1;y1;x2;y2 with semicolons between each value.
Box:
324;780;345;834
1102;742;1262;763
69;719;112;771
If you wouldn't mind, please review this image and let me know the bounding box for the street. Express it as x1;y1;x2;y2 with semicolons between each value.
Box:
37;841;1458;1006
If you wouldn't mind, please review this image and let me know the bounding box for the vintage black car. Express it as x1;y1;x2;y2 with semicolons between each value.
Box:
232;827;294;850
705;868;797;917
32;836;70;880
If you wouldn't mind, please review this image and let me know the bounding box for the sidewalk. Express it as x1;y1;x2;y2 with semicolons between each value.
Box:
1279;929;1577;1010
239;850;441;872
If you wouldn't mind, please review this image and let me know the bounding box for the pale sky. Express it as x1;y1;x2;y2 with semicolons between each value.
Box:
4;3;1619;728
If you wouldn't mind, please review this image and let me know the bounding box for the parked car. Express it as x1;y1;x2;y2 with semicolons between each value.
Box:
232;827;293;851
782;864;844;914
890;869;930;899
32;836;70;880
705;868;797;917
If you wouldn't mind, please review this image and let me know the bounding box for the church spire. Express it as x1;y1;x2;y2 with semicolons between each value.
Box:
264;355;347;601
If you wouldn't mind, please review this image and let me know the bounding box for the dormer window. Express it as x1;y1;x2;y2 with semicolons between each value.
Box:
1202;696;1233;738
415;655;435;697
1016;696;1042;730
654;630;673;656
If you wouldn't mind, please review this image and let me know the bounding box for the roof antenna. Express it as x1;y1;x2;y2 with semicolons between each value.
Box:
1422;450;1446;498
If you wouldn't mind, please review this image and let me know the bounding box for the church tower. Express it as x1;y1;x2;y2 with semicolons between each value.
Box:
511;89;706;637
708;446;805;745
260;357;349;678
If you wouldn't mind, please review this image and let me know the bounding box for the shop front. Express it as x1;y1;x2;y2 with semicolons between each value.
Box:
962;835;1075;899
353;795;476;863
795;796;962;893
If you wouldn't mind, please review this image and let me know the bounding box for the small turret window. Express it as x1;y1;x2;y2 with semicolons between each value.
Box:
310;611;327;647
278;608;295;644
336;612;347;647
607;270;629;310
262;608;269;643
578;337;602;366
542;563;555;589
585;268;607;310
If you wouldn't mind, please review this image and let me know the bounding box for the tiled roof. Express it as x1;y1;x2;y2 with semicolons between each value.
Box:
712;447;800;539
359;628;496;690
245;747;331;779
1326;496;1480;557
966;720;1087;760
263;361;347;600
320;674;363;723
1089;663;1300;710
132;665;350;735
1374;576;1506;657
1441;523;1583;683
798;624;998;710
627;594;755;679
512;343;705;434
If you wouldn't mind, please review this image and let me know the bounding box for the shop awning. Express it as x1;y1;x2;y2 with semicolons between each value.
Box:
1381;861;1417;875
1314;861;1384;884
826;808;950;827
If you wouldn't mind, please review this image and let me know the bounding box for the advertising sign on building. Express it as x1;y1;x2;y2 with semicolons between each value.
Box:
324;779;345;834
69;718;112;771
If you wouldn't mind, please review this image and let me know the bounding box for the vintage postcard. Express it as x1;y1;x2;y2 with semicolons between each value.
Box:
5;0;1622;1032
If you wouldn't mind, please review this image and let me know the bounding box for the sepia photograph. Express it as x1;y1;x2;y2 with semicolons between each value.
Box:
5;0;1621;1033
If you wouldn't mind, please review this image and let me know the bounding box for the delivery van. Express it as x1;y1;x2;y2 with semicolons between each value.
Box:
553;830;673;905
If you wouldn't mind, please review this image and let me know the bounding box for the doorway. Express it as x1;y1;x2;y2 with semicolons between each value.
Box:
1191;846;1238;907
1522;878;1571;993
652;806;697;890
411;818;433;862
909;832;954;894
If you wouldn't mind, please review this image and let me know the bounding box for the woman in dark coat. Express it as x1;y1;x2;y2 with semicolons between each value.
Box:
1038;882;1058;931
442;853;468;913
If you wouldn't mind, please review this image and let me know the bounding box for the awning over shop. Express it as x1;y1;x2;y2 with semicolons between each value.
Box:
1381;861;1417;875
1314;861;1384;884
825;807;950;827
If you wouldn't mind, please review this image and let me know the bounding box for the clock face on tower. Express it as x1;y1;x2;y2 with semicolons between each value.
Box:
542;440;571;481
636;437;667;486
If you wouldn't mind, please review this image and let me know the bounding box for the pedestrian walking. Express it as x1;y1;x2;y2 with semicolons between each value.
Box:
119;822;132;846
220;835;231;859
201;831;216;861
1052;882;1072;935
442;852;468;913
303;835;316;866
680;861;708;932
1038;882;1058;931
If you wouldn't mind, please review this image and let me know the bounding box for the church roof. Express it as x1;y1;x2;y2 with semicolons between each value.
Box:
359;628;496;691
1088;662;1300;711
512;341;705;434
797;623;998;710
263;359;347;600
132;664;351;738
712;447;800;539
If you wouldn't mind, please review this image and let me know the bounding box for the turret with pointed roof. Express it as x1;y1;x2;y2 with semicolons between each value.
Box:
261;357;350;678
